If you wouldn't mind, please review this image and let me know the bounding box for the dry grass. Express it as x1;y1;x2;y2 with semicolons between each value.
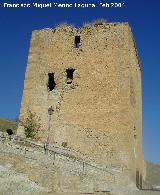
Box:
0;118;17;134
145;161;160;188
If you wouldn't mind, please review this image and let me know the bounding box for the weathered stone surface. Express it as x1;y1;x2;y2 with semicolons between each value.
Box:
17;22;143;187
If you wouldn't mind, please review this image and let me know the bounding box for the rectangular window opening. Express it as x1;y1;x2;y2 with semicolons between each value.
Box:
48;73;56;91
66;68;75;84
75;36;80;48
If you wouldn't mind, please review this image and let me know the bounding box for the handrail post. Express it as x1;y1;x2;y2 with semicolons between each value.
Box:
44;142;48;154
53;151;55;160
83;162;85;172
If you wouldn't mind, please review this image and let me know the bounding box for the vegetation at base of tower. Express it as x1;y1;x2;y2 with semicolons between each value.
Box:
19;110;41;139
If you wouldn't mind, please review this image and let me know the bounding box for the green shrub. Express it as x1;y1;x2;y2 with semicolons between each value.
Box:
20;110;41;139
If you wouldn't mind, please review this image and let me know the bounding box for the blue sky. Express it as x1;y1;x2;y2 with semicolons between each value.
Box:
0;0;160;164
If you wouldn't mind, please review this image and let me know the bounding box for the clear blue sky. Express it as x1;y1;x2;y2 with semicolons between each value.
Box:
0;0;160;164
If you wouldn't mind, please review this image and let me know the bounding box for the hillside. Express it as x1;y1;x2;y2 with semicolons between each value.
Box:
145;161;160;188
0;118;18;134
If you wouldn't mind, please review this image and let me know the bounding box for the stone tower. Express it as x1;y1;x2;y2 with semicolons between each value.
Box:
17;21;143;186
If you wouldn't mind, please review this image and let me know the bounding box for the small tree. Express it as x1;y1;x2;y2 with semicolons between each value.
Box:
20;110;41;139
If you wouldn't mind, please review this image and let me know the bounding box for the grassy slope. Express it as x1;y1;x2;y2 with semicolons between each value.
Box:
145;161;160;186
0;119;18;134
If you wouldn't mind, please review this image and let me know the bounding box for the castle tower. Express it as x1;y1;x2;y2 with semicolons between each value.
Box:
17;21;143;186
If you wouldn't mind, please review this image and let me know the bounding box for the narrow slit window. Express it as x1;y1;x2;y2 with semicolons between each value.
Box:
75;36;80;48
66;68;75;84
48;73;56;91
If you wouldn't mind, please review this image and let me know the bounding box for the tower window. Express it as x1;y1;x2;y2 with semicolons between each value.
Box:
66;68;75;84
75;36;80;48
48;73;56;91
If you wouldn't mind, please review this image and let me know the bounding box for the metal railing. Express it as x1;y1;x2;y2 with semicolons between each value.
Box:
0;133;121;181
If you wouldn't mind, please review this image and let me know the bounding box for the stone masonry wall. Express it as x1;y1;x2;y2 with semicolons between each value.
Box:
17;22;143;183
127;27;144;183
